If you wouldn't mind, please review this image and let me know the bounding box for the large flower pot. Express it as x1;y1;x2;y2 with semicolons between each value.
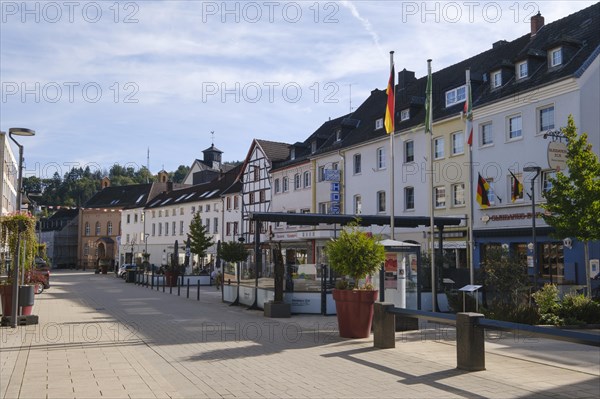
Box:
165;271;179;287
19;285;35;316
1;285;13;316
333;289;378;338
101;265;108;274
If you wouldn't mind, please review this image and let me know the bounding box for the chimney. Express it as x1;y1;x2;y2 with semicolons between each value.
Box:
397;69;416;90
531;12;544;36
101;176;110;188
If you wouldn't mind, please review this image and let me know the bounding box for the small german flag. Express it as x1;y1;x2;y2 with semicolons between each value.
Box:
510;170;523;202
476;173;491;208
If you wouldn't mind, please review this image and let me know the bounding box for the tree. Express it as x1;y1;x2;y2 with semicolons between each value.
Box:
187;213;214;268
542;115;600;297
172;165;191;183
218;241;249;264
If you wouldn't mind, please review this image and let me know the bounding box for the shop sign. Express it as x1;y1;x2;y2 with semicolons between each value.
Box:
548;141;568;171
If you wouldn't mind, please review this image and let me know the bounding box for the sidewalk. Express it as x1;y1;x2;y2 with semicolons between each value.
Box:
1;270;598;398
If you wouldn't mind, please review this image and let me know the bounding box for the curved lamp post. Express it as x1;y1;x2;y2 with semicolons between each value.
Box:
8;127;36;328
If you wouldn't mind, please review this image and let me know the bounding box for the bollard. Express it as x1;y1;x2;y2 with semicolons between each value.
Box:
197;280;200;301
373;303;396;349
169;282;172;295
186;279;190;298
456;312;486;371
162;276;165;293
178;281;181;296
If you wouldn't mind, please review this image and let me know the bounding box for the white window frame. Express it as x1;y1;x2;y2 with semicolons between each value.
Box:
404;187;414;211
377;191;386;213
550;47;562;67
508;114;523;140
353;153;361;175
492;70;502;88
377;147;386;170
318;166;325;182
451;131;464;155
434;186;446;209
400;109;410;121
335;129;342;141
452;183;465;207
274;178;280;194
510;173;524;202
516;61;528;79
282;177;289;192
375;118;384;130
404;140;414;163
434;137;445;159
353;195;362;215
486;178;496;205
445;85;466;107
481;123;493;146
539;105;555;133
542;170;556;194
303;171;311;188
294;173;301;190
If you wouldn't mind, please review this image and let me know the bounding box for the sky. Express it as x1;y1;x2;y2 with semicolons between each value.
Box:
1;0;596;180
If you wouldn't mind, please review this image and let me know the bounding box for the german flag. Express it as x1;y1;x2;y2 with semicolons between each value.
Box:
476;173;491;208
384;63;395;134
510;170;523;202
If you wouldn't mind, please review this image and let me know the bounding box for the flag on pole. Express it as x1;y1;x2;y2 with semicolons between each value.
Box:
425;60;433;134
464;69;473;146
385;61;395;134
510;170;523;202
476;173;491;208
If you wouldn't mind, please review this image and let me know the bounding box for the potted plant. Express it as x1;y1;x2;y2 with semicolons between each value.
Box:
0;213;38;317
325;222;385;338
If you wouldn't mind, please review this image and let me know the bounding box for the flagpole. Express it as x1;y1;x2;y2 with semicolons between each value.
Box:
466;68;475;285
389;51;395;240
426;59;436;312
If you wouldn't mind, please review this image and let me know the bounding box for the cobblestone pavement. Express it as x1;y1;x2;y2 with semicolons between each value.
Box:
1;271;599;398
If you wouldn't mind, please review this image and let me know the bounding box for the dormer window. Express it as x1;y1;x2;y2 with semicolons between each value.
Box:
375;118;384;130
550;47;562;67
311;141;317;153
400;109;410;121
491;70;502;88
516;61;528;79
290;148;295;160
445;85;466;107
335;129;342;142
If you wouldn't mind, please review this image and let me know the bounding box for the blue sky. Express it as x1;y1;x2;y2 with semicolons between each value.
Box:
1;1;595;179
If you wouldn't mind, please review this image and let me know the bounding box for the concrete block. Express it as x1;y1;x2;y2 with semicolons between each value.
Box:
373;303;395;349
456;312;485;371
264;301;291;318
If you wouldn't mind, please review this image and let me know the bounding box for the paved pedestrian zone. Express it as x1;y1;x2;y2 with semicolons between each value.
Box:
1;271;599;398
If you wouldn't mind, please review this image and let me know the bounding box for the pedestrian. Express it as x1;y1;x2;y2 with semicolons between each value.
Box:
215;271;222;290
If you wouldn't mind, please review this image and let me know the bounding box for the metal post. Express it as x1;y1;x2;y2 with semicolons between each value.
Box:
524;166;541;289
186;279;190;298
197;280;200;301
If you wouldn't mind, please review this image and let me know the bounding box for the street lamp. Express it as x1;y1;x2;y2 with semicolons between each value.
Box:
524;166;541;289
8;127;36;328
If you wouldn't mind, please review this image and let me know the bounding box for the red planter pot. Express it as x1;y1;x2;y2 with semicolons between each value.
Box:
332;289;378;339
1;285;13;316
165;272;179;287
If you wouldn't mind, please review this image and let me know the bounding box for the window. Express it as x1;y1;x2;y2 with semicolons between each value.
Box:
134;214;138;223
434;137;444;159
540;242;564;278
404;187;414;210
400;109;410;121
180;207;184;215
233;195;239;209
126;214;130;224
180;221;184;235
227;196;232;209
294;174;301;190
517;61;528;79
303;171;311;188
445;85;466;107
152;211;156;218
126;234;130;244
542;170;556;194
290;148;296;160
233;222;238;236
318;166;325;182
318;202;328;214
375;118;384;130
434;186;446;208
152;223;156;236
214;217;218;234
273;178;280;194
404;140;414;163
158;223;162;236
508;115;522;139
107;222;113;235
486;178;496;205
84;243;89;256
260;190;266;203
353;153;361;174
452;184;465;206
95;222;101;235
354;195;362;215
282;177;289;192
226;222;231;236
377;191;386;213
165;209;169;217
481;123;493;146
539;106;555;132
253;167;259;181
85;222;90;236
492;70;502;88
165;222;169;236
249;192;255;204
451;131;464;155
206;204;210;212
205;218;210;232
550;48;562;67
159;210;163;217
311;141;317;153
377;147;386;170
335;129;342;141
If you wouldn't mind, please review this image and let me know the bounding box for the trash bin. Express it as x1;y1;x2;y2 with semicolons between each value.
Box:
126;270;136;283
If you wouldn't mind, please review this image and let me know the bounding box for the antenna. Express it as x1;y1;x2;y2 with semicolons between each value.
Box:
347;84;353;113
210;131;215;146
146;147;150;183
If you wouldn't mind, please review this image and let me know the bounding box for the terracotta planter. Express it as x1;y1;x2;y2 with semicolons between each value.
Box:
333;289;378;338
165;272;179;287
0;285;34;316
1;285;13;316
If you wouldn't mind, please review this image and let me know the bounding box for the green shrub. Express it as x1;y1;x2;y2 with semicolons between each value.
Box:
556;293;600;325
532;284;560;314
482;302;540;324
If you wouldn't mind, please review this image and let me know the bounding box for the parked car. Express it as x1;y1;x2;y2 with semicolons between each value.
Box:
26;258;50;293
117;264;137;278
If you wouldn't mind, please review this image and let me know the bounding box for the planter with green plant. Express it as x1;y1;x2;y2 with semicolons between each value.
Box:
325;222;385;338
